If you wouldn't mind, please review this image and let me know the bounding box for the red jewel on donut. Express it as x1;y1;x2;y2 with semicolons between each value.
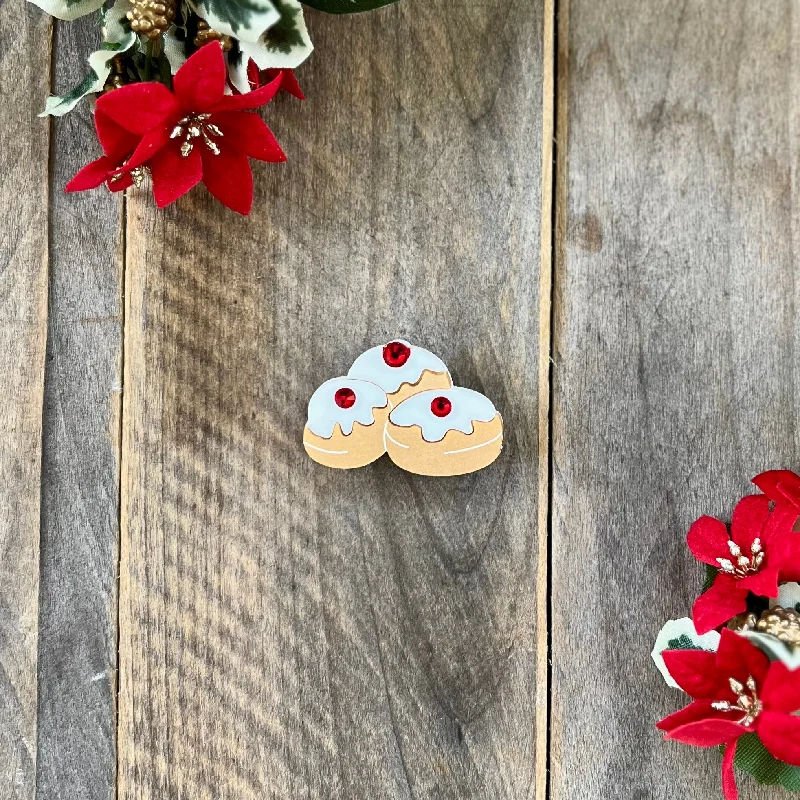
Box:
382;341;411;368
430;396;452;417
334;387;356;409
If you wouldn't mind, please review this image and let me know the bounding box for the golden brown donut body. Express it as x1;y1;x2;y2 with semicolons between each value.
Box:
384;414;503;476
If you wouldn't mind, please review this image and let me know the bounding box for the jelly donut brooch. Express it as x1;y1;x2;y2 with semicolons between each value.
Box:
303;378;390;469
303;341;504;476
348;339;451;405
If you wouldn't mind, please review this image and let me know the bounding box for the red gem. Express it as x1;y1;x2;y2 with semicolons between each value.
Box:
383;341;411;368
430;396;452;417
334;387;356;409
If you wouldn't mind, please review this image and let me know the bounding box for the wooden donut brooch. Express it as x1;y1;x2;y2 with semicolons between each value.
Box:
303;340;503;476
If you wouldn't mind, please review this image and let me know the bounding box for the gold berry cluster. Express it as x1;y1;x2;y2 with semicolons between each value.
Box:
127;0;177;40
732;605;800;648
194;20;233;52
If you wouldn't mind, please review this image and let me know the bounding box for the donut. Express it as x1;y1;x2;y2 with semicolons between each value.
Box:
384;388;503;476
347;339;452;406
303;378;390;469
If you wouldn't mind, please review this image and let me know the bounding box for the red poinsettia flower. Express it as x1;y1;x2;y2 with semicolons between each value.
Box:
69;42;286;215
66;110;144;193
657;629;800;800
753;469;800;516
689;494;800;634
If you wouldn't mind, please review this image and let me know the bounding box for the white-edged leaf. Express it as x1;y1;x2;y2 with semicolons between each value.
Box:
228;0;311;90
41;0;136;116
227;51;252;94
26;0;105;20
163;26;189;74
190;0;279;43
103;0;133;40
651;618;721;690
775;582;800;612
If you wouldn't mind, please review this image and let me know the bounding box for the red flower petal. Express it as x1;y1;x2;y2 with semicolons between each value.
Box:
201;144;253;215
715;629;770;686
730;494;770;551
174;41;226;111
761;662;800;714
657;699;728;733
687;516;732;567
757;711;800;766
753;470;800;510
664;718;745;747
95;111;140;161
126;126;172;170
65;156;116;192
721;741;739;800
265;68;305;100
106;172;133;193
761;504;798;545
149;143;203;208
212;112;286;162
213;71;283;112
772;534;800;582
662;650;723;699
692;575;749;635
737;567;780;597
96;82;179;135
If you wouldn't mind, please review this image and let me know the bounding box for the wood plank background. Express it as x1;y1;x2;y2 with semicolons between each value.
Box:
0;4;50;799
550;1;799;799
36;14;123;800
0;0;798;798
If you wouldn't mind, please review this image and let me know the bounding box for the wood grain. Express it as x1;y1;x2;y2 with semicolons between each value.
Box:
35;17;123;800
551;1;800;798
0;2;51;798
118;1;548;797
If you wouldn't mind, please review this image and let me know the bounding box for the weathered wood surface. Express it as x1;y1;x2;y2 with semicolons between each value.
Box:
117;1;548;798
550;1;799;799
35;16;123;800
4;0;800;797
0;2;50;798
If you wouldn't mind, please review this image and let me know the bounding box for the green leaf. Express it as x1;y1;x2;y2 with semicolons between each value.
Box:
191;0;280;42
300;0;399;12
734;733;800;791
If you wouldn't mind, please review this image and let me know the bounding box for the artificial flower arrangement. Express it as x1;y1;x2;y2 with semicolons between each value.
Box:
28;0;401;214
652;470;800;799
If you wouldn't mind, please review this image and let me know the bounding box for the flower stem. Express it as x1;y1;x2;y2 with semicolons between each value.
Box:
144;37;154;80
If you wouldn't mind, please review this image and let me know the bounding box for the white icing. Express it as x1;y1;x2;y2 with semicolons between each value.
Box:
389;387;499;443
347;340;450;394
306;378;388;439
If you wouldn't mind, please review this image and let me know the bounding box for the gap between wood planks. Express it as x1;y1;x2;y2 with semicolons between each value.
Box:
539;0;558;798
114;192;128;800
